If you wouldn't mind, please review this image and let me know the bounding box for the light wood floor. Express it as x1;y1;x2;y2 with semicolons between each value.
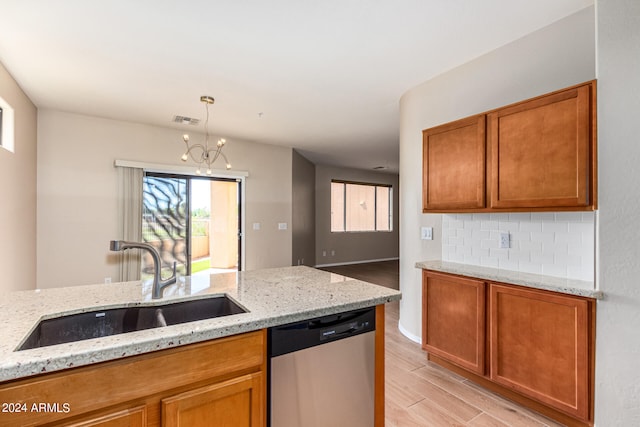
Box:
321;261;564;427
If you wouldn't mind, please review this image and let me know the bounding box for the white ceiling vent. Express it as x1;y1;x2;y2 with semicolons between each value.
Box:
173;115;200;125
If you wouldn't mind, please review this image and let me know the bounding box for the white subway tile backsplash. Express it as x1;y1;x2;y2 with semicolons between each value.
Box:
480;256;500;268
530;232;555;244
441;211;595;281
491;213;510;221
555;232;582;244
519;261;544;275
530;251;554;265
555;212;583;222
520;221;543;233
543;221;569;233
519;240;543;252
480;220;499;230
489;248;509;259
508;213;532;221
498;258;520;270
542;264;568;278
498;221;520;232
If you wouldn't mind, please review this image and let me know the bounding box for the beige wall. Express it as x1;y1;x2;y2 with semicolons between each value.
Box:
398;7;596;341
315;164;399;266
292;150;315;266
37;109;292;288
0;62;37;292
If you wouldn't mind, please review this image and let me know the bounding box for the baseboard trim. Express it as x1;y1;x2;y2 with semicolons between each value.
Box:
398;320;422;344
315;257;399;268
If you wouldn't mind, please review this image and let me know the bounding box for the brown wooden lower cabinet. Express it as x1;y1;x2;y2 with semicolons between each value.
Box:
0;330;267;427
422;270;595;426
422;271;485;374
490;284;591;421
162;372;263;427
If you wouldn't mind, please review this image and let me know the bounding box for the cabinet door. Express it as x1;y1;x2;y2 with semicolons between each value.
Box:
422;271;485;374
489;284;590;420
63;406;146;427
488;83;594;209
423;114;486;211
162;372;264;427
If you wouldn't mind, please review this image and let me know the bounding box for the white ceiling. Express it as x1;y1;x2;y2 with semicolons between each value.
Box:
0;0;593;173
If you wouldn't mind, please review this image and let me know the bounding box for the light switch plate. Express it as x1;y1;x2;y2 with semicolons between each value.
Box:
499;232;510;249
278;222;288;230
421;226;433;240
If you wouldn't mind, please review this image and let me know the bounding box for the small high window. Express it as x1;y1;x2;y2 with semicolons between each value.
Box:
0;96;14;153
331;180;392;232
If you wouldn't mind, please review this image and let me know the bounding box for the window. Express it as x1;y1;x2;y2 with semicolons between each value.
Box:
0;96;14;152
331;181;392;232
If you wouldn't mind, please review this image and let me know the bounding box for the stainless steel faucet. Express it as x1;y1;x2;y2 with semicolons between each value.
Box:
110;240;177;299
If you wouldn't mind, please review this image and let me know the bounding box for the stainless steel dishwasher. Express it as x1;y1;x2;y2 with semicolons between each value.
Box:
268;307;376;427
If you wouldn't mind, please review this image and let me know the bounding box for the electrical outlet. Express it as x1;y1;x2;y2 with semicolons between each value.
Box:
331;250;335;256
499;232;510;249
253;222;261;230
278;222;288;230
104;277;112;284
421;227;433;240
322;250;327;257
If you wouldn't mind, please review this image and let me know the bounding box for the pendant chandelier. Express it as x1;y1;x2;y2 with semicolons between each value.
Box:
180;95;231;175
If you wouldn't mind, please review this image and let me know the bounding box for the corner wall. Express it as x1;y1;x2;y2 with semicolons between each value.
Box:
0;62;37;291
398;7;596;342
292;150;316;266
315;164;399;266
37;110;292;288
594;0;640;424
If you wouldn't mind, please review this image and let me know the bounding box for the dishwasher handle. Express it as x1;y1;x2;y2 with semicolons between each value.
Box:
319;321;371;341
307;310;365;329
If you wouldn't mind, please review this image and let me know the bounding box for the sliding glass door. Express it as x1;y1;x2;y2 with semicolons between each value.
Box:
142;173;241;280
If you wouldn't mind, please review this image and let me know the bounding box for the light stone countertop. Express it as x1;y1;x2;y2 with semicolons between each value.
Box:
0;266;401;383
416;260;603;299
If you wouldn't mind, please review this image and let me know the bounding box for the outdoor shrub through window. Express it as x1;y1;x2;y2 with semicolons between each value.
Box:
331;181;392;232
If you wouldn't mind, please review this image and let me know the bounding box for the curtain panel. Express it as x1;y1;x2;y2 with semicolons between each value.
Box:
116;166;144;282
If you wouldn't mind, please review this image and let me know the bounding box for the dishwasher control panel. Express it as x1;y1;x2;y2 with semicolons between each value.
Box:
268;307;376;357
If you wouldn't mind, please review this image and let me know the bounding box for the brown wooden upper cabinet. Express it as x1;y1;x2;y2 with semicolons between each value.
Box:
422;80;597;213
423;114;486;210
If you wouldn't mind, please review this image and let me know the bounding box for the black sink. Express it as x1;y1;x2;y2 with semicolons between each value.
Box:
18;296;246;350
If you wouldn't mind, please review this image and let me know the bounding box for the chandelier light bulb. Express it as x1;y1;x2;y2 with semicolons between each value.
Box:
226;163;232;170
206;168;212;175
183;134;189;142
181;153;188;162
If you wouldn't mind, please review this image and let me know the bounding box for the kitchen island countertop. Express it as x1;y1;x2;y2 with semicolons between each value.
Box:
0;266;401;382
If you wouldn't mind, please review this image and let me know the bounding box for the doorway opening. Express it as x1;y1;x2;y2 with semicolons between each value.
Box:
141;173;241;281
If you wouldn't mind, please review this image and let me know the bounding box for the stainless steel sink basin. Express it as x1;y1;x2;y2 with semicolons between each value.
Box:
18;296;246;350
